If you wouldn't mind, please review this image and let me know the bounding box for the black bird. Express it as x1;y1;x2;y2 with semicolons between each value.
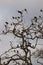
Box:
24;8;28;13
40;9;43;12
12;16;17;19
17;16;20;19
5;22;8;24
39;16;41;18
31;22;34;25
18;10;23;14
12;16;15;19
34;16;37;22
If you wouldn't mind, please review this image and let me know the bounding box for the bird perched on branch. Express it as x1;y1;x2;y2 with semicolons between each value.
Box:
17;10;23;15
12;16;17;19
34;16;37;22
24;8;28;13
12;16;15;19
40;9;43;12
5;22;8;24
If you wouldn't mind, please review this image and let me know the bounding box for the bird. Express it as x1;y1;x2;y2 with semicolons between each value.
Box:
5;25;7;27
24;8;28;13
34;16;37;22
17;50;19;53
39;16;41;18
40;9;43;12
12;16;15;19
5;22;8;24
17;10;23;14
17;16;20;19
31;22;34;25
12;16;17;19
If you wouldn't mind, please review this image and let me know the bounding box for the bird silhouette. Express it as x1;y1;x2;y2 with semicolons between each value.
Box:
17;16;20;19
12;16;15;19
39;16;41;18
40;9;43;12
5;22;8;24
34;16;37;22
24;8;28;13
12;16;17;19
17;10;23;14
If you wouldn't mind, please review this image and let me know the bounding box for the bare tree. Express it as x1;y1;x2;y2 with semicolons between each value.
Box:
0;9;43;65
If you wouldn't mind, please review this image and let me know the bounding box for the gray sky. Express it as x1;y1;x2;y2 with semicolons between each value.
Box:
0;0;43;18
0;0;43;65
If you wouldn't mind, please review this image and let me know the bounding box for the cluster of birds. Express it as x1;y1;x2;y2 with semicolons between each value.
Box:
17;8;28;14
12;8;28;19
5;9;43;24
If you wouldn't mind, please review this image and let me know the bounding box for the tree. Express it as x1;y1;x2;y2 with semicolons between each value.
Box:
0;9;43;65
32;49;43;65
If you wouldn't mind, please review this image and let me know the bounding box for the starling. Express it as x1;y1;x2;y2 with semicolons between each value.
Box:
24;8;27;13
12;16;17;19
5;22;8;24
2;30;4;33
11;23;12;26
14;17;17;19
39;16;41;18
31;22;34;25
5;25;6;27
34;16;37;22
18;16;20;19
12;16;15;19
18;10;22;14
17;50;19;53
40;9;43;12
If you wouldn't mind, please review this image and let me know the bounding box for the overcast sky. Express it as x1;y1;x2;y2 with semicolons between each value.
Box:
0;0;43;18
0;0;43;65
